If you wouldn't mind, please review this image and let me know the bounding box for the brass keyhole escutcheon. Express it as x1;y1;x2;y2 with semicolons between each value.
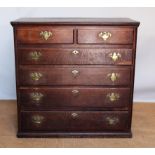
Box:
72;90;79;96
72;70;79;78
71;113;78;118
72;50;79;55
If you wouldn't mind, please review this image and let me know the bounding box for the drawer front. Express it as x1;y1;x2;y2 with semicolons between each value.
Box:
21;111;130;132
19;48;133;65
16;26;74;44
19;66;132;86
78;27;133;44
19;87;130;110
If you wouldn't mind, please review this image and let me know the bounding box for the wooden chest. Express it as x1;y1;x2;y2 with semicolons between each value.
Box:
11;18;140;137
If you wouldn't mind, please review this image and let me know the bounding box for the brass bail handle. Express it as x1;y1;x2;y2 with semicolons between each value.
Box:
29;51;42;61
30;72;43;81
30;92;44;102
40;31;52;40
109;52;121;62
98;32;112;41
106;92;120;102
32;115;44;124
106;116;119;125
107;72;120;82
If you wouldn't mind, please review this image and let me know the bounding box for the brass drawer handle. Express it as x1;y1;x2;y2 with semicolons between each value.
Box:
107;93;120;102
98;32;112;41
32;115;44;124
40;31;52;40
29;51;42;61
107;73;120;82
72;50;79;55
106;116;119;125
71;112;78;118
72;70;79;77
72;90;79;96
30;72;42;81
30;92;43;102
109;52;121;62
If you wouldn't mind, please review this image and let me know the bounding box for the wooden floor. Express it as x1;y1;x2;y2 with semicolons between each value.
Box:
0;100;155;148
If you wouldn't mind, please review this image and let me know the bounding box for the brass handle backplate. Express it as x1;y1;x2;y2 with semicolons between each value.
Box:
29;51;42;61
40;31;52;40
98;32;112;41
30;72;42;81
30;92;43;102
32;115;44;124
72;70;79;77
72;50;79;55
109;52;121;62
106;93;120;102
106;116;119;125
107;73;120;82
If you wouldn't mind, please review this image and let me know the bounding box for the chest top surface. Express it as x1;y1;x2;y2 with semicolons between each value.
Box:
11;18;140;26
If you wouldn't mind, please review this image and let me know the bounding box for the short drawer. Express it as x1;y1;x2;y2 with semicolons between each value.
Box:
19;87;130;110
78;27;133;44
19;48;133;65
16;26;74;44
19;66;132;86
21;111;130;132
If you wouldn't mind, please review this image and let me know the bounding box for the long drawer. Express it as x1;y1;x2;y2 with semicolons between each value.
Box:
21;111;130;132
19;87;130;110
16;26;74;44
19;66;132;86
19;48;133;65
78;27;133;44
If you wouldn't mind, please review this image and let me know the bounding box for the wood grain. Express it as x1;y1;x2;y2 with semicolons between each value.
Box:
78;27;133;44
20;111;130;132
0;101;154;147
16;26;74;44
18;87;131;110
19;48;133;65
19;65;132;86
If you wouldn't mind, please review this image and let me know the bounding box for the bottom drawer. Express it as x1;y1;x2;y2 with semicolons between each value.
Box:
20;111;130;132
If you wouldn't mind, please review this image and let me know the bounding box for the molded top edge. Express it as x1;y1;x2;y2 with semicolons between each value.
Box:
11;18;140;26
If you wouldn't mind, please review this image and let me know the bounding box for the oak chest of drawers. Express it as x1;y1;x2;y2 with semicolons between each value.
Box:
11;18;140;137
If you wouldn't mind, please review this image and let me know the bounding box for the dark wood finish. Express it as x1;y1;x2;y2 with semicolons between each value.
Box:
21;111;130;132
78;27;133;44
17;131;132;138
16;26;74;44
19;87;131;110
19;48;133;65
11;18;140;26
11;18;139;138
19;66;132;86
